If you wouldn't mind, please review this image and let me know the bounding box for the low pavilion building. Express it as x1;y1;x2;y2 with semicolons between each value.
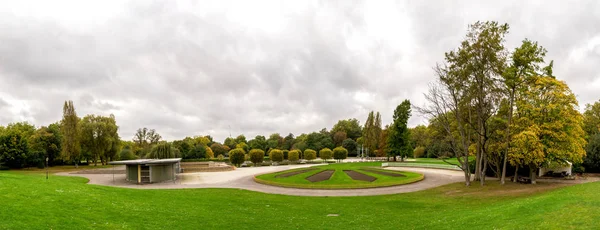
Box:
109;158;181;184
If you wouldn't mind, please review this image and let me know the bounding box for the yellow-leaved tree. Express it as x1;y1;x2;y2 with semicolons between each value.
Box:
510;76;587;183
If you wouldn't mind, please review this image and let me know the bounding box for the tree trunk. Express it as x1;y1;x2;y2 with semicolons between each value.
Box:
501;90;515;185
480;153;487;186
513;165;519;182
530;166;537;184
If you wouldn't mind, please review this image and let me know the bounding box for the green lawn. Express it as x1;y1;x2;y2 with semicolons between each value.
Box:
254;162;423;189
1;171;599;229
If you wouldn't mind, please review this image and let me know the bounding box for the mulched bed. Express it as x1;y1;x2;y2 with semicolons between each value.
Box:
361;168;405;177
305;170;335;182
275;169;316;178
344;170;377;182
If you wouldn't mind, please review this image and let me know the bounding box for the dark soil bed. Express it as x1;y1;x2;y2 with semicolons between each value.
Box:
275;169;316;178
361;168;405;177
344;170;377;182
305;170;335;182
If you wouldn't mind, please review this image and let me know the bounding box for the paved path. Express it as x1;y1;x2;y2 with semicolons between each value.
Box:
57;165;466;197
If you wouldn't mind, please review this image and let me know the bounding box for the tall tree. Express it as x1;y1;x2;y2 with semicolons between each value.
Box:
248;135;267;151
60;100;81;167
133;128;161;156
500;39;547;184
331;118;363;140
29;126;61;166
387;100;412;161
80;114;120;166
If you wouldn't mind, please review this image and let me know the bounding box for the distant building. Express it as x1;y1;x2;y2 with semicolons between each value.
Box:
109;158;181;184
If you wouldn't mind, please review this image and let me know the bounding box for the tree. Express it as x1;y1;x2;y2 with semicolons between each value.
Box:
331;118;363;140
583;100;600;137
282;133;295;150
500;39;547;184
584;134;600;173
29;126;61;166
205;146;214;159
388;100;412;161
229;148;246;167
0;130;30;168
235;135;247;144
147;142;175;159
267;133;282;151
341;138;357;156
304;149;316;162
210;143;228;157
248;149;264;166
133;128;161;156
333;131;347;147
79;114;120;165
319;148;333;161
269;149;284;163
409;125;430;150
187;144;207;159
288;150;300;163
60;100;81;167
333;147;348;162
248;135;267;151
235;142;250;153
511;76;587;184
413;146;426;158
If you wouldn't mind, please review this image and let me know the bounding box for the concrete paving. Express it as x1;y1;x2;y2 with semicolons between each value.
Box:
57;165;467;197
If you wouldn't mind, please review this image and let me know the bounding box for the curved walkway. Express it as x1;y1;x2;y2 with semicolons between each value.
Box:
57;165;466;197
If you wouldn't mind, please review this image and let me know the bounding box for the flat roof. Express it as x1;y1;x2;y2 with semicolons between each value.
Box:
109;158;182;165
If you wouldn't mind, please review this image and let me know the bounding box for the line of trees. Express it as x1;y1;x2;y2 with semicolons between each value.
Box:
418;21;593;186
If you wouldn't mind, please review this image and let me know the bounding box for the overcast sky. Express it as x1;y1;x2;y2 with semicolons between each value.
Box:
1;0;599;142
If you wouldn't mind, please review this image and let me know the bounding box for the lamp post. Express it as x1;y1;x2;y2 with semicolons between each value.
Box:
45;157;49;180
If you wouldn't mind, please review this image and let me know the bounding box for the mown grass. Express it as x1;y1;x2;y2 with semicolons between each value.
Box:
1;170;599;229
255;162;423;189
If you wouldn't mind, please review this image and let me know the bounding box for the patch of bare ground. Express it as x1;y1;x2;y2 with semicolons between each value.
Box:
306;170;335;182
344;170;377;182
361;168;406;177
275;169;316;178
441;180;571;198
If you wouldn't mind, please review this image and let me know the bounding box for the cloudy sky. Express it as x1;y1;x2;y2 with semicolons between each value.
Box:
1;0;599;142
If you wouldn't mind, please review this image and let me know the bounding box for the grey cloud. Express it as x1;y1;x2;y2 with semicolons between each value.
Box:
0;0;599;141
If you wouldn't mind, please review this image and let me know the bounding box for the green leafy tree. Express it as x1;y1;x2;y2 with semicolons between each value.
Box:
147;142;175;159
29;126;61;166
248;135;267;151
79;114;120;165
333;147;348;162
223;137;237;150
210;143;228;157
288;150;300;163
331;118;363;140
341;138;357;156
584;134;600;172
387;100;412;161
304;149;316;162
319;148;333;161
228;148;246;167
248;149;265;166
133;128;161;156
60;100;81;167
333;131;347;147
583;100;600;137
0;130;30;168
187;144;207;159
269;149;284;163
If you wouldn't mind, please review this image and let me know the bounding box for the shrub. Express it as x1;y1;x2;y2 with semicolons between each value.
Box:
333;147;348;162
205;146;214;159
269;149;284;163
413;146;426;158
217;154;225;160
288;150;300;162
304;149;316;161
342;138;358;156
119;148;137;160
319;148;333;161
228;148;246;167
283;150;289;160
186;144;207;159
248;149;265;166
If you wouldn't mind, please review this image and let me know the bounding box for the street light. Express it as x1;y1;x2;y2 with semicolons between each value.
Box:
45;157;49;180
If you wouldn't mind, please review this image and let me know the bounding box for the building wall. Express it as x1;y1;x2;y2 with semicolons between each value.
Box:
126;165;138;182
150;164;175;183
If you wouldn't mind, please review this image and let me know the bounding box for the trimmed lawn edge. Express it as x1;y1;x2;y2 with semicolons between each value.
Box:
253;171;425;189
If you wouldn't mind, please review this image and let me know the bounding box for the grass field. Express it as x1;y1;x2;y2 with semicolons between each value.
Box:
1;170;599;229
254;162;423;189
